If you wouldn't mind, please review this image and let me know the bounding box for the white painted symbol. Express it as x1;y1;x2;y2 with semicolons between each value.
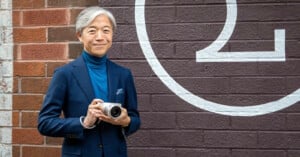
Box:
135;0;300;116
196;0;286;62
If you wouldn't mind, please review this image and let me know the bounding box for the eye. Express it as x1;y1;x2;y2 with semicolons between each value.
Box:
103;28;111;34
88;29;96;34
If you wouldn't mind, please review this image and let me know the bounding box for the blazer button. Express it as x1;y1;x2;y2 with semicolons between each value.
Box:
99;144;103;148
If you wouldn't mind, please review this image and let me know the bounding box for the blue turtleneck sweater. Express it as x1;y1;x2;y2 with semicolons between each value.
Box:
82;51;108;102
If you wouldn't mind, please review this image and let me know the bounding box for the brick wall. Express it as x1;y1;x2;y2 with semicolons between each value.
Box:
0;0;13;156
12;0;98;156
10;0;300;157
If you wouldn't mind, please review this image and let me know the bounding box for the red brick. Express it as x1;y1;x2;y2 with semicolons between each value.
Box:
48;27;77;42
13;94;44;110
13;78;18;93
69;43;83;59
23;9;69;26
47;0;98;7
14;44;20;60
13;0;45;9
46;62;67;77
13;145;20;157
21;111;39;127
22;146;61;157
14;62;45;77
13;11;21;26
46;137;63;145
13;128;43;144
20;44;68;60
13;28;46;43
21;78;50;94
13;111;20;127
70;9;82;24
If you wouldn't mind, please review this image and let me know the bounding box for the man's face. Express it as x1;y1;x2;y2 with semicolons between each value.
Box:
77;15;113;57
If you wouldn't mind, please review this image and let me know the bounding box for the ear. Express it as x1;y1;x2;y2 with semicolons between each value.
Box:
76;32;82;42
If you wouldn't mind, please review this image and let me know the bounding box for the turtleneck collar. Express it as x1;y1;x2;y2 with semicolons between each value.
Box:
82;50;107;67
82;50;108;102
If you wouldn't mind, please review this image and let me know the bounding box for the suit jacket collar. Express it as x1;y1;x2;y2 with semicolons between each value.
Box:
71;55;95;102
106;60;118;102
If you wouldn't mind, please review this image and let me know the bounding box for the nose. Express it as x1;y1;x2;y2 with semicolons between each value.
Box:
95;31;104;40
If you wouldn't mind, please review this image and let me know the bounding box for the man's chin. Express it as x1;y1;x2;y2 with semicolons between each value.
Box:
91;51;106;57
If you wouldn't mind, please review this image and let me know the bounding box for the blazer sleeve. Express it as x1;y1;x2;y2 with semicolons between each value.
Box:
38;68;84;139
123;70;141;136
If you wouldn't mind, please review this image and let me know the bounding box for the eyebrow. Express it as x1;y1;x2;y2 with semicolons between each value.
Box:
87;26;97;29
87;25;112;29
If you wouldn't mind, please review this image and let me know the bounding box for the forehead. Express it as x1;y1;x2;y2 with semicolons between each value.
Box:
87;15;113;28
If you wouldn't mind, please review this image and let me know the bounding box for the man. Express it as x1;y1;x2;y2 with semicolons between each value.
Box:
38;6;140;157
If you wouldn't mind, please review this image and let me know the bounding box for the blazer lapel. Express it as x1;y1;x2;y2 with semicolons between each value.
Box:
107;60;118;102
71;56;95;102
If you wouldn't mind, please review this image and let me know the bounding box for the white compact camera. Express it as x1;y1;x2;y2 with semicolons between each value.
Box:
101;102;122;118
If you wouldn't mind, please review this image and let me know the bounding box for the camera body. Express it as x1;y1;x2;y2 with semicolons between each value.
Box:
101;102;122;118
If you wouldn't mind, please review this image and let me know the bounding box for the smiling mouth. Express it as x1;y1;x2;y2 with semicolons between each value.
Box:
94;44;106;46
93;44;106;48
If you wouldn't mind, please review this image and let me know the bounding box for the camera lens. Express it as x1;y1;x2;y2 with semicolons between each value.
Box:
110;106;121;118
100;102;122;118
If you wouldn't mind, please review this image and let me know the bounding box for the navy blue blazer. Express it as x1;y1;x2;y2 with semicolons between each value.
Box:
38;55;140;157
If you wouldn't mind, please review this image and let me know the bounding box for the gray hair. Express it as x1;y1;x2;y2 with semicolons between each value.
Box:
75;6;117;34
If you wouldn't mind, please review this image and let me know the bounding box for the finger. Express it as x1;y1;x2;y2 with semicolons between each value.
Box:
94;99;104;104
99;114;115;123
89;103;102;111
90;99;104;106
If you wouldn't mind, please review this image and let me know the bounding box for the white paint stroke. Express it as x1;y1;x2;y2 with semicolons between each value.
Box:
135;0;299;116
196;0;286;62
